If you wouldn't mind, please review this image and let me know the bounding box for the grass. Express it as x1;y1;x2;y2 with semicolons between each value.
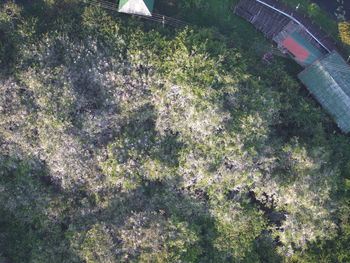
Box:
279;0;350;55
156;0;271;53
155;0;349;57
280;0;339;39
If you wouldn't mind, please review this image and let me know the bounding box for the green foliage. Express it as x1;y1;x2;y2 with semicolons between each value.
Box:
116;211;201;262
0;158;43;262
339;22;350;46
82;5;120;41
0;2;21;75
212;202;267;262
0;1;349;263
279;0;338;39
180;0;207;9
69;223;117;263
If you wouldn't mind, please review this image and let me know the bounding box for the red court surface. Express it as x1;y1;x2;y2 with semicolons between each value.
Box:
282;36;310;62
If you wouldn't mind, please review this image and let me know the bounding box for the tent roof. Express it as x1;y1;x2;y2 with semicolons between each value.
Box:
298;51;350;133
118;0;154;16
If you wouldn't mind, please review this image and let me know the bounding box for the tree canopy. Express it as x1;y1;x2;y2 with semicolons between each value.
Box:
0;1;350;262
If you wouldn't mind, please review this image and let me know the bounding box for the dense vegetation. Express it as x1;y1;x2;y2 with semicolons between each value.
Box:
339;21;350;46
0;0;350;262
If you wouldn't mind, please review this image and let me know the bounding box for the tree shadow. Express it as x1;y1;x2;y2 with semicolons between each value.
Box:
0;154;81;262
77;103;184;169
59;176;224;262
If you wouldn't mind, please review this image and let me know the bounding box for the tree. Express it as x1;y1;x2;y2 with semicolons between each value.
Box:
1;2;349;262
339;22;350;46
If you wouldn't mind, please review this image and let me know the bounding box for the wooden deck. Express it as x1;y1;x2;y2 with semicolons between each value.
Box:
234;0;290;38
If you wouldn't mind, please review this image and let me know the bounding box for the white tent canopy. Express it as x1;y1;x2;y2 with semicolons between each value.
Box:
118;0;154;16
